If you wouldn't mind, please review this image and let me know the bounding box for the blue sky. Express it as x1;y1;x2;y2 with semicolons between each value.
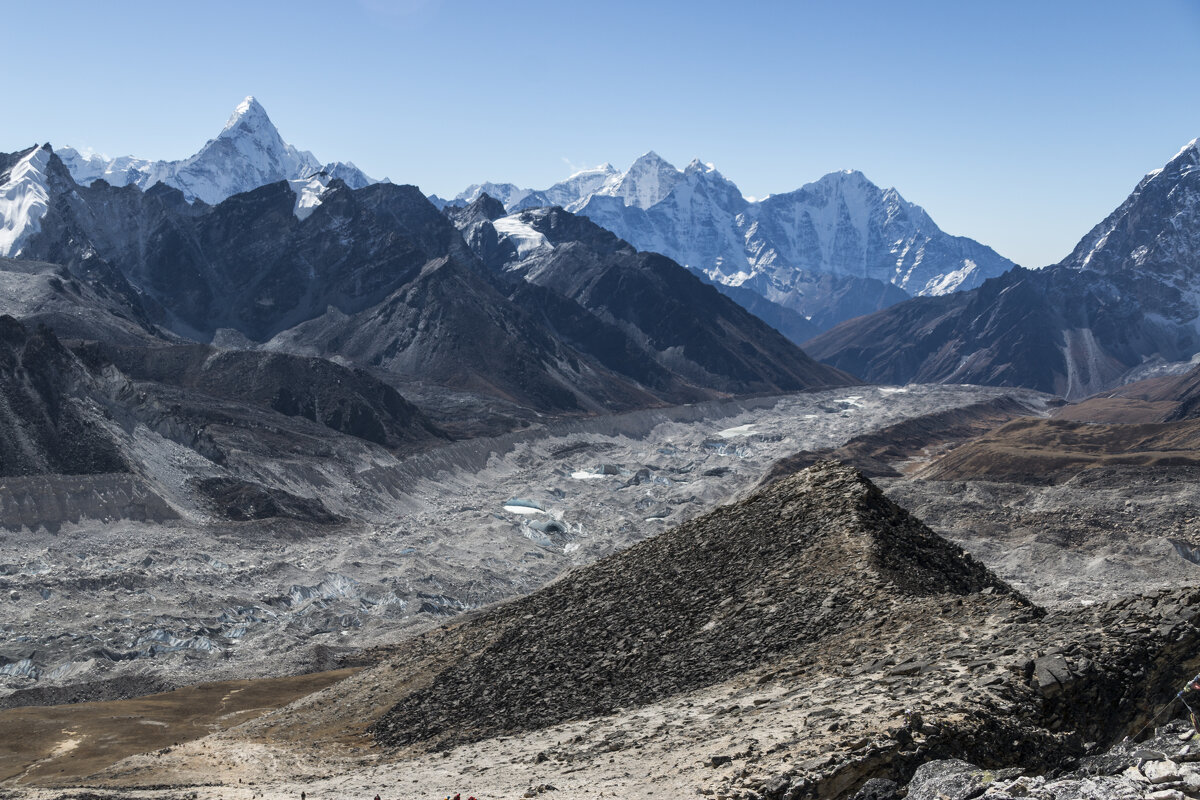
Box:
8;0;1200;268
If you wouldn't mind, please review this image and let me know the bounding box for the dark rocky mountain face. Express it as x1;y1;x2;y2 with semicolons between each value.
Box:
442;192;506;230
806;139;1200;399
0;316;126;477
0;257;163;347
0;312;450;523
12;152;852;419
807;265;1198;398
257;256;661;414
702;280;820;344
75;342;447;449
26;157;475;342
441;194;518;276
457;206;857;395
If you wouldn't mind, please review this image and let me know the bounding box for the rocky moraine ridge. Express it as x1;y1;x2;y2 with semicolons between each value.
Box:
131;462;1200;800
362;465;1200;795
4;465;1200;800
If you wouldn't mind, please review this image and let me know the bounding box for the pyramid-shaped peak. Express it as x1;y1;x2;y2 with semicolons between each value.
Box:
464;192;508;222
222;96;273;133
629;150;677;171
611;151;686;209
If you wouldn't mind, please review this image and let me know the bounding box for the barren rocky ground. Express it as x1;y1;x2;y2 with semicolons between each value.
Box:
10;385;1200;800
7;464;1200;800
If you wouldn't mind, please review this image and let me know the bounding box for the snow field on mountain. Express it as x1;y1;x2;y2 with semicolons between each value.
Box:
0;147;51;258
491;214;551;256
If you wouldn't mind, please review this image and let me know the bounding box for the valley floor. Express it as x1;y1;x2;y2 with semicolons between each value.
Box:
6;384;1200;799
0;385;1048;702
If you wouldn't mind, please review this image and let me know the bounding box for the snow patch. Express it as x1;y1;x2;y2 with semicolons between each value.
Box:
288;172;332;220
493;215;552;257
504;505;545;515
920;259;978;295
717;423;755;439
571;470;609;480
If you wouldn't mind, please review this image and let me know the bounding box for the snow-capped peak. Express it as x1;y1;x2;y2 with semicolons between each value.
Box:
632;150;671;168
58;96;377;207
1167;136;1200;177
610;151;683;209
536;164;622;212
1070;134;1200;273
0;145;52;258
447;151;1014;314
456;182;534;209
811;169;871;188
222;95;270;133
683;158;721;176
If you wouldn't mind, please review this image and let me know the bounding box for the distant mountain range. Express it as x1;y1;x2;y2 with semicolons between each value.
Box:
42;97;1023;339
0;129;852;435
9;96;1200;407
55;97;377;206
434;152;1018;332
806;138;1200;399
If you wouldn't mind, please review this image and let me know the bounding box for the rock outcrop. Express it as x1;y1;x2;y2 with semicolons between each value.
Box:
0;315;127;476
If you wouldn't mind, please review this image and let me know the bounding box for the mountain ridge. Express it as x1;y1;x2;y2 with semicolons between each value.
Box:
43;99;1017;335
436;151;1018;331
2;146;853;422
370;461;1020;751
806;135;1200;400
57;96;378;207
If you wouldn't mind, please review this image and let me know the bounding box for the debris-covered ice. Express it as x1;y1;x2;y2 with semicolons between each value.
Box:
0;384;1051;699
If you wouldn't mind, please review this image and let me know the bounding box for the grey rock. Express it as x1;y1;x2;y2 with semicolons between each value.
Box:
905;759;990;800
